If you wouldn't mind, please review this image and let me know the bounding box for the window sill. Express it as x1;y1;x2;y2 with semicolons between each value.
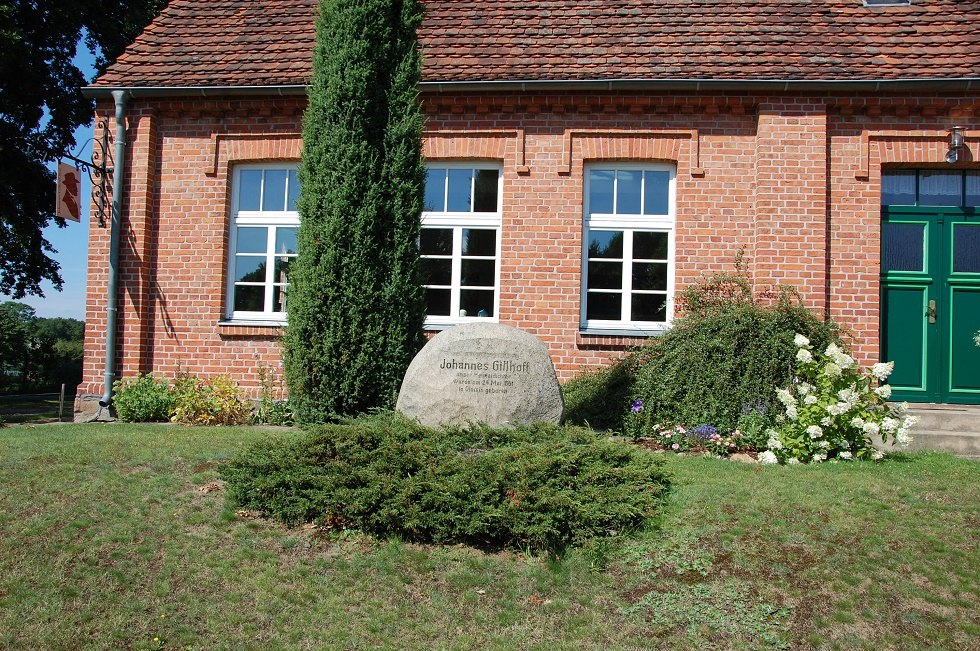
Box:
424;317;499;331
577;326;666;349
217;321;285;337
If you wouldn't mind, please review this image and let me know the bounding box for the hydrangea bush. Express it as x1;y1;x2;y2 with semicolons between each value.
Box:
759;334;916;464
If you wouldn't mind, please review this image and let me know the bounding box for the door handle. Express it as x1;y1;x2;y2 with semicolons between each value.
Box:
926;300;937;324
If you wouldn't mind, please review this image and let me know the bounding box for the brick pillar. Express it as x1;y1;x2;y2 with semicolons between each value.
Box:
753;103;829;313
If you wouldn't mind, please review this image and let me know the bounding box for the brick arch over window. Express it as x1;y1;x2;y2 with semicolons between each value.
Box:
208;132;303;177
563;129;701;176
423;130;525;172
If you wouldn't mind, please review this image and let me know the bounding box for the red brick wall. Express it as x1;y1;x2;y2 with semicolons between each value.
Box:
77;91;980;405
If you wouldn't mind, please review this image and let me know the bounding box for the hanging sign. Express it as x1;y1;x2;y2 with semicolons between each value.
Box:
56;163;82;222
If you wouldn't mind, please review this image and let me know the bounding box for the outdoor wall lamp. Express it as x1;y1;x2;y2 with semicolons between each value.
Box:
945;126;966;164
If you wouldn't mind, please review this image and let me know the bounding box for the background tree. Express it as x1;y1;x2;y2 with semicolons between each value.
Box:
284;0;427;422
0;301;84;393
0;0;167;298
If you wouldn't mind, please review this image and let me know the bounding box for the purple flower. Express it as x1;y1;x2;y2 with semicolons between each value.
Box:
692;424;717;439
631;399;643;414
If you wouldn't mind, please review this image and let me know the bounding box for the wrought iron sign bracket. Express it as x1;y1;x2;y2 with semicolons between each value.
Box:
62;118;112;226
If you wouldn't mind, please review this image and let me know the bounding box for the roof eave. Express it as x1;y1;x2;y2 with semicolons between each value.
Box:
82;77;980;99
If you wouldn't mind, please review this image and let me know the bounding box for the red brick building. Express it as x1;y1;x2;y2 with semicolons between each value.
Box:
76;0;980;419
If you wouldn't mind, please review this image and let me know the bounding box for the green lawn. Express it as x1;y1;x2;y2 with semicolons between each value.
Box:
0;423;977;650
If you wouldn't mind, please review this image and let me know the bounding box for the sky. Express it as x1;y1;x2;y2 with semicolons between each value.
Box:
2;42;99;321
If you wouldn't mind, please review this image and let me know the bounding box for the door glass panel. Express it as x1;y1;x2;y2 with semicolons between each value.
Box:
952;224;980;273
966;172;980;208
919;171;962;206
881;222;925;272
881;171;916;206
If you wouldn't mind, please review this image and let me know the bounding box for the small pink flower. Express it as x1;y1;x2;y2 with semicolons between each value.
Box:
671;443;680;450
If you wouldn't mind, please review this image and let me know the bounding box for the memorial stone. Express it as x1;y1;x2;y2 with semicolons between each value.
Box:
396;322;564;428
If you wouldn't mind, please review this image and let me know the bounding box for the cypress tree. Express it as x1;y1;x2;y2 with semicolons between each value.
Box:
284;0;427;422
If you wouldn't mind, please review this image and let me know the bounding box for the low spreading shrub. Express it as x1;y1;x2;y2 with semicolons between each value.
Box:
759;334;916;464
111;373;173;422
221;413;671;552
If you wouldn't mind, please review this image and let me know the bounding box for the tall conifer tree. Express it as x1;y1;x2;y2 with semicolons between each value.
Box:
284;0;426;422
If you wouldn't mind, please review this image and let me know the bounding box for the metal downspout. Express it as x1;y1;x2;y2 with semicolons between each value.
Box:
98;90;128;411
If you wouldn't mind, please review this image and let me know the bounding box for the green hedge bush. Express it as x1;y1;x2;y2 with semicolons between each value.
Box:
221;413;671;552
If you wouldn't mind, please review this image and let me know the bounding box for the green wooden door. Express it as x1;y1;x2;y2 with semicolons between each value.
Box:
881;170;980;404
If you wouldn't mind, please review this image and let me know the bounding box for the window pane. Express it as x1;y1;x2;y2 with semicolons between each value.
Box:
588;170;614;214
420;258;452;286
275;227;298;255
420;228;453;255
426;288;451;316
881;171;916;206
616;170;642;214
238;170;262;211
473;169;499;212
966;172;980;208
586;292;621;321
447;169;473;212
273;257;292;283
234;285;265;312
632;294;668;322
634;232;669;260
953;224;980;273
881;222;925;272
633;263;668;291
272;285;287;313
919;171;962;207
588;231;623;259
287;170;301;211
462;229;495;256
236;227;268;254
461;259;495;287
262;170;288;211
424;169;446;212
643;171;670;215
587;261;623;290
235;257;266;283
460;289;494;317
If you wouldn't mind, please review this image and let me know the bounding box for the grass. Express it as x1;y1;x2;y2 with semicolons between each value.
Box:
0;423;977;650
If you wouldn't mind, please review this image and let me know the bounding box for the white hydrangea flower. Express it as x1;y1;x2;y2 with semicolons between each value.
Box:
776;388;795;407
825;403;849;416
804;395;818;405
874;384;892;399
758;450;780;464
837;388;859;408
798;382;813;395
794;333;810;348
818;439;831;449
835;352;854;369
851;416;865;428
806;424;823;439
871;450;884;460
823;362;842;378
766;430;783;449
824;343;841;357
796;348;813;363
896;429;913;447
787;458;801;465
896;402;910;415
786;405;798;420
881;417;899;434
812;452;827;463
871;361;895;381
862;421;880;436
820;416;832;426
902;415;919;430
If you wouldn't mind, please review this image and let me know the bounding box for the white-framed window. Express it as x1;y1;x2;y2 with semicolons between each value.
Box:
225;164;300;322
421;163;502;327
582;164;676;334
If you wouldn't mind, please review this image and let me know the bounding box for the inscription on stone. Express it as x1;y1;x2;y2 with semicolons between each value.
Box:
396;323;563;428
